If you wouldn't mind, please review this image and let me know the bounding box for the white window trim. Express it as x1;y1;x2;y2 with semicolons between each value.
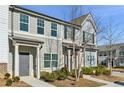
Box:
37;18;45;35
19;13;30;33
51;22;58;37
44;53;58;69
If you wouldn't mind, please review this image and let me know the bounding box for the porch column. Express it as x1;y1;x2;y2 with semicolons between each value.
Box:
14;44;19;76
37;46;40;79
68;50;71;72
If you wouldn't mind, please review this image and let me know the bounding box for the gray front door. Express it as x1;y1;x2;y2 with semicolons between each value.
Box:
19;52;29;76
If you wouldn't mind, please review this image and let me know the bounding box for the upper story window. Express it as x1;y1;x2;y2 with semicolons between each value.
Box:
20;14;29;32
119;51;124;56
64;26;67;39
37;18;44;35
83;31;94;44
51;23;57;37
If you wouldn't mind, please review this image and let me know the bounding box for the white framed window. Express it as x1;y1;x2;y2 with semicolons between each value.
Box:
44;53;58;68
20;13;29;32
51;23;57;37
37;18;44;34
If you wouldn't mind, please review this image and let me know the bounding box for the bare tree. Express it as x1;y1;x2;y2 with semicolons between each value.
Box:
100;20;124;72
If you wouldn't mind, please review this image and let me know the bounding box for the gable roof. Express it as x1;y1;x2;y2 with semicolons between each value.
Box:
70;13;89;26
10;5;81;29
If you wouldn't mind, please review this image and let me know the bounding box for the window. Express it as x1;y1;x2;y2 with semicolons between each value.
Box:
119;51;124;56
64;26;67;39
51;23;57;37
52;54;58;67
37;19;44;34
44;54;51;68
20;14;29;32
44;53;58;68
83;31;94;44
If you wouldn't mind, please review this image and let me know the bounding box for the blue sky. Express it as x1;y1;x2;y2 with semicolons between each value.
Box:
20;5;124;45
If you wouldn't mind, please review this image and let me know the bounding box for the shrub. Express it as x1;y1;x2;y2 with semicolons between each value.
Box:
58;71;67;80
82;67;94;75
5;79;13;86
13;76;20;82
60;67;70;76
95;69;102;76
40;71;49;79
4;73;11;79
45;72;58;82
103;70;111;76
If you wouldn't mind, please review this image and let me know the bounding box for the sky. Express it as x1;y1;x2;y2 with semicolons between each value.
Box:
20;5;124;45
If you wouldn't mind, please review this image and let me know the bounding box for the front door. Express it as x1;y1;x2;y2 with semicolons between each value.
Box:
19;52;29;76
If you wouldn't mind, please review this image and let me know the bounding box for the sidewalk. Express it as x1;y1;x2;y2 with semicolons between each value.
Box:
83;75;123;87
20;76;55;87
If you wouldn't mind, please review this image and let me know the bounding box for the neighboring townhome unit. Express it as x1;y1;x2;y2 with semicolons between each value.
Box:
0;5;97;79
98;43;124;67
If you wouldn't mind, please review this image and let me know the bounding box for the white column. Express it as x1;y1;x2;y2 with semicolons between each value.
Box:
30;54;34;76
76;53;79;68
14;44;19;76
37;47;40;79
68;50;71;72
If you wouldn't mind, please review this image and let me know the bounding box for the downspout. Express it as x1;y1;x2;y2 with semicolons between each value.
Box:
10;6;15;77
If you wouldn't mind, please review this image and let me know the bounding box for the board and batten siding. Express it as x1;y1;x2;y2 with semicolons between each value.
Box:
0;6;9;63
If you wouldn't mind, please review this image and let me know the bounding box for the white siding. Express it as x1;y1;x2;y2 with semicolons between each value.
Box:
0;6;9;63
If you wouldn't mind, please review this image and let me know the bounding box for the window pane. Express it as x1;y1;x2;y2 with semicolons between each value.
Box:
44;54;51;60
37;19;44;27
64;26;67;39
51;23;57;30
52;54;58;60
37;27;44;34
20;14;28;23
20;23;28;32
51;30;57;37
52;61;57;67
44;61;50;68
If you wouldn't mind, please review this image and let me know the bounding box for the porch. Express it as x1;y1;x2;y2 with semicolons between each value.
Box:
9;36;44;79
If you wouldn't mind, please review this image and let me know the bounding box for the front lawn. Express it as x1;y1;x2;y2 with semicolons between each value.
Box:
49;76;105;87
92;75;124;82
0;78;31;87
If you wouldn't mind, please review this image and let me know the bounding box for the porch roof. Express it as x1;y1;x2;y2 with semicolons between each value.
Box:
62;42;98;51
9;36;44;46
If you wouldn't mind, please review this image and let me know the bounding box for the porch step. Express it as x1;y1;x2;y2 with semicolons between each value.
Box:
20;76;55;87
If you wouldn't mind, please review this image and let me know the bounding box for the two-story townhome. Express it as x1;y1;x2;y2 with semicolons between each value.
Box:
98;43;124;67
0;5;97;79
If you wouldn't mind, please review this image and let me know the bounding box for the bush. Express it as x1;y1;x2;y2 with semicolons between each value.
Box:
82;67;94;75
45;72;58;82
5;79;13;86
103;70;111;76
40;71;49;79
58;71;67;80
13;76;20;82
40;71;58;82
4;73;11;79
60;67;70;76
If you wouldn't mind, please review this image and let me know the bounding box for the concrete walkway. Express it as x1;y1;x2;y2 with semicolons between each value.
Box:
83;75;123;87
20;76;55;87
112;71;124;78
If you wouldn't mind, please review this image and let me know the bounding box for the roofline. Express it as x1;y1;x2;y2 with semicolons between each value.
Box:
9;5;80;29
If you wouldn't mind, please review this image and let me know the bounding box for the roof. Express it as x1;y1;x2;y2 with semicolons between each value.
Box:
70;13;89;26
10;5;82;28
98;43;124;51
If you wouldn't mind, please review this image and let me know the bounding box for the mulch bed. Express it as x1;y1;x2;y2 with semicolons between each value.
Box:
49;76;105;87
92;75;124;82
0;78;31;87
